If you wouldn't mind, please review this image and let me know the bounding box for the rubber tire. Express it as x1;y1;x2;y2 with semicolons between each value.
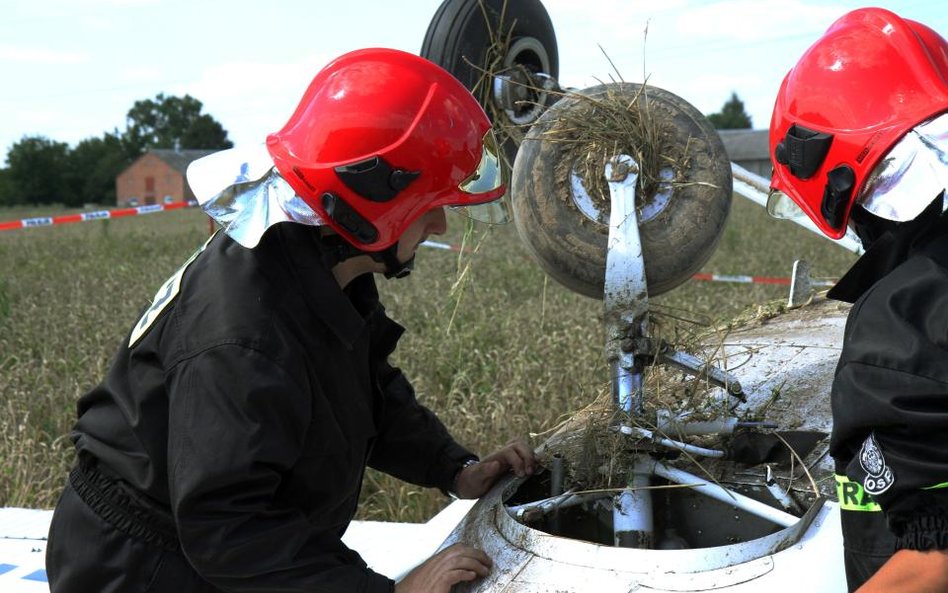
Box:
421;0;559;164
511;82;733;299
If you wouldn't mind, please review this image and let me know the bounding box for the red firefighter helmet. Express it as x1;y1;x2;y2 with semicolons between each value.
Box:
266;48;507;251
768;8;948;239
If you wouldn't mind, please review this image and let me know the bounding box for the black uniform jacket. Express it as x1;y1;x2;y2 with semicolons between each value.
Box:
829;212;948;551
71;222;475;592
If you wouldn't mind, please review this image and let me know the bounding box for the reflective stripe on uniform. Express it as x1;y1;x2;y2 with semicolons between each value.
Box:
923;481;948;490
836;474;882;512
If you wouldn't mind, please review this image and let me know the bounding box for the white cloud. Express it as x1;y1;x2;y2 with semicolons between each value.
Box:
77;15;115;31
15;0;154;21
1;108;119;154
537;1;869;131
664;71;764;113
675;0;847;41
170;54;338;148
14;109;62;129
0;46;87;65
120;66;164;84
46;0;159;7
102;0;159;5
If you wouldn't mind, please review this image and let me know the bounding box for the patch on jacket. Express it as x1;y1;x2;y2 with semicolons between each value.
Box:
859;433;895;496
129;233;216;348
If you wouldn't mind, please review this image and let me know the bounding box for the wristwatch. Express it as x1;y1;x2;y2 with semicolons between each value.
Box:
448;458;479;500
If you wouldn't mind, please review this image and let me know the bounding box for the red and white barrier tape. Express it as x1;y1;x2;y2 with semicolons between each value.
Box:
420;240;465;253
691;273;835;287
0;201;197;232
0;209;836;288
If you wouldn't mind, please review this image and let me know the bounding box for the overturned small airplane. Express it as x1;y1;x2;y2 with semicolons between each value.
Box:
0;1;864;591
420;2;859;591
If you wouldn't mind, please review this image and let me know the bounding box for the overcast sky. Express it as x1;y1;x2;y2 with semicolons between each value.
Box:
1;0;944;166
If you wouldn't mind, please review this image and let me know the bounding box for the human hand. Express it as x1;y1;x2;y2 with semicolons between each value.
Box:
394;543;492;593
454;437;537;499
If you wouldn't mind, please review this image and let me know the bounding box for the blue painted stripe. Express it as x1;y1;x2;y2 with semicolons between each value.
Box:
23;569;47;582
0;563;16;575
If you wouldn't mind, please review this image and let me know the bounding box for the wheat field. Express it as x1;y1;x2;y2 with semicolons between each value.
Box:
0;196;856;521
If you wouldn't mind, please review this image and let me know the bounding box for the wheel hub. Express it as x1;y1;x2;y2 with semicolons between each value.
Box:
492;37;559;126
569;166;676;226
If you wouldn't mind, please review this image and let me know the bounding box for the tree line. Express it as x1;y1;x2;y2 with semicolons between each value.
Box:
0;90;752;209
0;93;233;208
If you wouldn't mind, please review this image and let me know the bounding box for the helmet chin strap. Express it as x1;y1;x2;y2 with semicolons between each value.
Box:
376;245;415;279
318;233;414;279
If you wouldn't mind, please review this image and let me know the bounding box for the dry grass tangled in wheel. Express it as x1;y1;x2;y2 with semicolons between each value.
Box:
531;84;717;220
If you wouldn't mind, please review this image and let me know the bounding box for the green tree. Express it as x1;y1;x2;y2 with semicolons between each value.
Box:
180;113;232;149
707;92;753;129
69;133;130;205
5;136;76;206
123;93;233;155
0;167;14;207
0;94;232;208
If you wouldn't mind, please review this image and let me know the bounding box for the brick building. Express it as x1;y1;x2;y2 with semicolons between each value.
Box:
115;149;216;206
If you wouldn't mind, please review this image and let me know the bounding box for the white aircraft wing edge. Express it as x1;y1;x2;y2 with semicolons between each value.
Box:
0;499;477;592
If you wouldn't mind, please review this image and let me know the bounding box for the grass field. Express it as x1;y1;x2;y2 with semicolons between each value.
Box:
0;195;857;521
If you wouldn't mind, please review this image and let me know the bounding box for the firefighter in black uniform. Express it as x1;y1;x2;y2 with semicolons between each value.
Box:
767;8;948;592
45;48;536;593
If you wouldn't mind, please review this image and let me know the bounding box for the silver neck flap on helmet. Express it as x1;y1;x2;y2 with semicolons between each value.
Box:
186;144;325;248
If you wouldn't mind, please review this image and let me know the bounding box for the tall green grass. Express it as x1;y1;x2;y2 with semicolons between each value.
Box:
0;198;856;520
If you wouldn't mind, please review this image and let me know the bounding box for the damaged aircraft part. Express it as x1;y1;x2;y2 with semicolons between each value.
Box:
511;82;733;299
438;299;848;591
421;0;560;166
603;154;648;416
448;126;845;585
423;4;846;587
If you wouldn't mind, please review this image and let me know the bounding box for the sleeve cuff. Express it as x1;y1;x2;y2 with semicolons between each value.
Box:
365;572;396;593
887;491;948;551
895;514;948;551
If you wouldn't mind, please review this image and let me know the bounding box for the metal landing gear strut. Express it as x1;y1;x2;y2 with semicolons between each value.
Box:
601;156;792;548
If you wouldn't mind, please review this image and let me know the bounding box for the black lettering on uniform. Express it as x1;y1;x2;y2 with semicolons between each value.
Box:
860;488;874;507
842;481;861;507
